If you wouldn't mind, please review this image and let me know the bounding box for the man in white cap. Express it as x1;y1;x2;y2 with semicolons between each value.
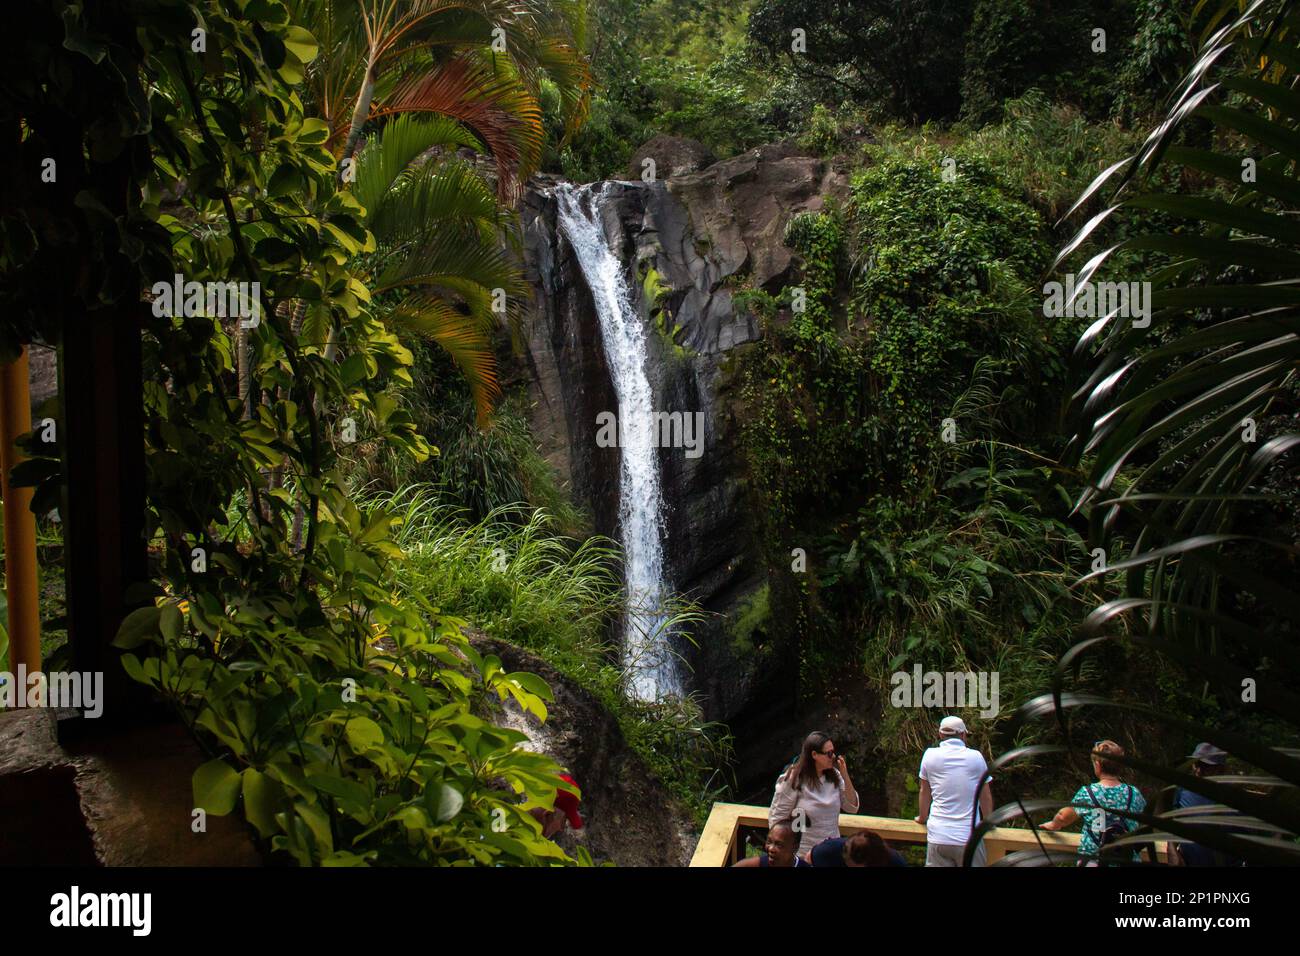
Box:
915;716;993;866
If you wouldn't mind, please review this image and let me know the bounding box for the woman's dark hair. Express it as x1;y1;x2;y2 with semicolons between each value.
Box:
845;832;893;867
1092;739;1125;777
786;730;837;791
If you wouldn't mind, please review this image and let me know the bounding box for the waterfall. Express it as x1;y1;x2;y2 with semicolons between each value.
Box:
554;183;681;701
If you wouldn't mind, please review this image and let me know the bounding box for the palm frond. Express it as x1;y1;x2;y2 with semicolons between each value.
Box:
352;113;485;217
386;294;500;425
367;158;508;249
374;52;544;200
1028;0;1300;866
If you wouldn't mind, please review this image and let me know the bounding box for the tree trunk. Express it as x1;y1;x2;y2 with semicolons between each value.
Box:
340;59;377;171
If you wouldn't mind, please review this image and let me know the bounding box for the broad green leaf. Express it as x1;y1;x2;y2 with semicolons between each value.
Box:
241;768;285;838
294;801;334;856
297;118;330;146
159;603;184;643
344;716;384;752
193;758;242;815
112;606;161;649
281;25;318;65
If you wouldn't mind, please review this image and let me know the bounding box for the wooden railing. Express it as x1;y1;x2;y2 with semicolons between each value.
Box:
689;802;1168;866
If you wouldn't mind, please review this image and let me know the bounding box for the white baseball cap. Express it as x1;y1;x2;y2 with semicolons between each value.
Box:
939;716;968;736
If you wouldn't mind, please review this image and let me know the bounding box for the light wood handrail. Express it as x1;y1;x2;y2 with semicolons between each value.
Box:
689;802;1170;866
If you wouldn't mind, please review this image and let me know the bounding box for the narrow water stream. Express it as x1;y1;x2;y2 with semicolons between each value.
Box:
554;183;681;701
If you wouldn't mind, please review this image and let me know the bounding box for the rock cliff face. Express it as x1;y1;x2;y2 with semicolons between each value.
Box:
473;636;697;866
516;140;847;721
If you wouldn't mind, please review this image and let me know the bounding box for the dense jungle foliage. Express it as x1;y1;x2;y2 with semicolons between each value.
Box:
4;0;1297;866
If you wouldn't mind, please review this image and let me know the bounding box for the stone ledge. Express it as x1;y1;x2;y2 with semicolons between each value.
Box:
0;709;261;866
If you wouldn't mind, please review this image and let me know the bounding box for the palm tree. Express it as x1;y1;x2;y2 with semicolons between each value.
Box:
352;114;527;423
289;0;591;425
302;0;590;199
988;0;1300;865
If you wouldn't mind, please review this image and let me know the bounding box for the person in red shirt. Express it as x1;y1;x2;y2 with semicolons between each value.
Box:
530;772;584;839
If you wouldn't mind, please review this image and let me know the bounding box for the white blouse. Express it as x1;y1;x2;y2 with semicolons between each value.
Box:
769;769;859;851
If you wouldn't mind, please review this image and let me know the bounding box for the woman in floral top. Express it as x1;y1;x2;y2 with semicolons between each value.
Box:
1041;739;1147;865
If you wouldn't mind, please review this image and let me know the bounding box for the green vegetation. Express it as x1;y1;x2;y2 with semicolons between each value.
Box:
107;0;582;867
4;0;601;867
728;583;771;655
553;0;1188;181
1022;0;1300;863
721;0;1298;862
374;485;733;819
360;340;585;531
5;0;1297;869
735;114;1088;763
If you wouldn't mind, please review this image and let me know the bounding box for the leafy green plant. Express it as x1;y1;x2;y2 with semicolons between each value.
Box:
3;0;581;866
734;117;1112;786
728;583;771;654
353;340;583;529
370;484;734;818
960;90;1144;221
797;103;842;156
811;350;1087;753
991;0;1300;866
641;54;774;156
116;568;573;865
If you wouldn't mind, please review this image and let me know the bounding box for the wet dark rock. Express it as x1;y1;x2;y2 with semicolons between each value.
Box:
627;134;716;180
516;144;847;724
472;636;697;866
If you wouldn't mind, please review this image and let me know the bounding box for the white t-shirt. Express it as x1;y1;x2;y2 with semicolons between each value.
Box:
769;770;859;851
918;737;990;846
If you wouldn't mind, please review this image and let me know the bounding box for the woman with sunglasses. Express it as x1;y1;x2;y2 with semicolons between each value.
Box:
768;731;860;853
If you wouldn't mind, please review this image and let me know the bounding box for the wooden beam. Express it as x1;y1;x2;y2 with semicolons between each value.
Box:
0;347;41;674
689;803;744;867
58;314;149;734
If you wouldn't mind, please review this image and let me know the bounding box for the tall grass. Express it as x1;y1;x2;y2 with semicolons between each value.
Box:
383;487;619;668
365;484;734;819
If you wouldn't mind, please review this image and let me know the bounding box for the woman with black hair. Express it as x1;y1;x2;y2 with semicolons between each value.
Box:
768;731;860;852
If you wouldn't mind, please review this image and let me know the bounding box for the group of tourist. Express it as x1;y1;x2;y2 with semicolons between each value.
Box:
740;719;1241;867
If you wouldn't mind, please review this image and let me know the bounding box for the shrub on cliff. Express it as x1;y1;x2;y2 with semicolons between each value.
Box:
734;132;1088;769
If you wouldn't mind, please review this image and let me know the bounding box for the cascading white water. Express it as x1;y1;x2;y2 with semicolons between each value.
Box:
555;183;680;701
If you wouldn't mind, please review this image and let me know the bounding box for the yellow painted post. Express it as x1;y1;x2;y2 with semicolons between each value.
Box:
1;346;41;674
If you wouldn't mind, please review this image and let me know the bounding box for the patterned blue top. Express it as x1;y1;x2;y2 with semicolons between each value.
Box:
1071;782;1145;861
